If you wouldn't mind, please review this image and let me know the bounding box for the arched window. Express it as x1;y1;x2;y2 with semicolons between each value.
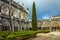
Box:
13;9;19;18
52;21;59;27
1;4;9;15
10;8;15;16
12;8;17;17
20;12;24;19
13;20;19;31
1;18;10;27
1;18;10;31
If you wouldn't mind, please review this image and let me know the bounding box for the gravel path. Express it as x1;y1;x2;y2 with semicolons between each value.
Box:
27;32;60;40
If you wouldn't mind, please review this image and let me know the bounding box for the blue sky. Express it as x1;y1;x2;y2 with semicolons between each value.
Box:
13;0;60;20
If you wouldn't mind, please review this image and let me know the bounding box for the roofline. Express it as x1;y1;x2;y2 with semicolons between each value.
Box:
1;0;29;14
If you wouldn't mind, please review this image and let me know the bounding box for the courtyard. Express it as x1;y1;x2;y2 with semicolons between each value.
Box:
27;32;60;40
0;0;60;40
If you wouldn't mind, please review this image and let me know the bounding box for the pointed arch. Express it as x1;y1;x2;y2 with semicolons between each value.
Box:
1;4;9;15
52;21;59;27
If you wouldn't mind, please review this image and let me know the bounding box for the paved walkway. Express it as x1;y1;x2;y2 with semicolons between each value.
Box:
27;32;60;40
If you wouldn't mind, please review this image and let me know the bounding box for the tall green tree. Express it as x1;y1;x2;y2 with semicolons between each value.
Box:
32;2;37;30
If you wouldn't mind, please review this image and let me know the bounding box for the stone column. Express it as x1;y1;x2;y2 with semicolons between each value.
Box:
20;21;22;31
10;26;11;31
49;18;52;32
18;26;19;31
49;27;51;32
17;20;20;31
12;26;14;31
41;23;43;30
11;16;14;31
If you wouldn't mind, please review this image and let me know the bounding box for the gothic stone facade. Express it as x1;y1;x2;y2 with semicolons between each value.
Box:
37;16;60;32
0;0;29;31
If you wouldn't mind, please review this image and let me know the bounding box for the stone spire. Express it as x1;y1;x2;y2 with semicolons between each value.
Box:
41;17;43;21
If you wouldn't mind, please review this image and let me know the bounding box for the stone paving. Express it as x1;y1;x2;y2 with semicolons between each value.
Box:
27;32;60;40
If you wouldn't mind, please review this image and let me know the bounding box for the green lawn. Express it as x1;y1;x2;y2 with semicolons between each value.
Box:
0;30;50;40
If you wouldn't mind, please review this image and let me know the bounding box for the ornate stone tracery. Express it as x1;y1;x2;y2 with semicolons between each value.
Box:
1;4;9;15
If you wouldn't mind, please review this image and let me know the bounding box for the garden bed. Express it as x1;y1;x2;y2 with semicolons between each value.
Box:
0;31;36;40
0;30;50;40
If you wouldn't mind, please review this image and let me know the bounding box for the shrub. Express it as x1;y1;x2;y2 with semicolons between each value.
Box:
35;30;50;33
7;31;36;40
0;31;11;40
0;30;50;40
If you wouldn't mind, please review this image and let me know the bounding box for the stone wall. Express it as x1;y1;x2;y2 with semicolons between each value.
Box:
0;0;29;31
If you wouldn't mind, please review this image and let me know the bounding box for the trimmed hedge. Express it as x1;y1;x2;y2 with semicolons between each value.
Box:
35;30;50;33
0;31;11;40
7;31;36;40
0;31;36;40
0;30;50;40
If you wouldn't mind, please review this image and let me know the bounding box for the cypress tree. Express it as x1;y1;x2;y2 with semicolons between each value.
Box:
32;2;37;30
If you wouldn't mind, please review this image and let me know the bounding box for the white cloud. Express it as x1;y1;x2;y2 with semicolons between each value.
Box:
13;0;60;20
29;19;32;21
13;0;60;10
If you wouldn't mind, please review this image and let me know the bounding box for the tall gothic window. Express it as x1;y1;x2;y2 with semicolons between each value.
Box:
1;18;10;31
13;9;19;18
1;4;9;15
20;12;24;19
10;7;15;16
12;8;17;17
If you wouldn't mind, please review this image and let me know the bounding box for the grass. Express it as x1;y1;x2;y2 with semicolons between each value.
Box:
7;31;36;40
0;30;50;40
0;31;36;40
35;30;50;33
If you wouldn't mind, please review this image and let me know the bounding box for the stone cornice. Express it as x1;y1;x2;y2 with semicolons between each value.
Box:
1;0;29;14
